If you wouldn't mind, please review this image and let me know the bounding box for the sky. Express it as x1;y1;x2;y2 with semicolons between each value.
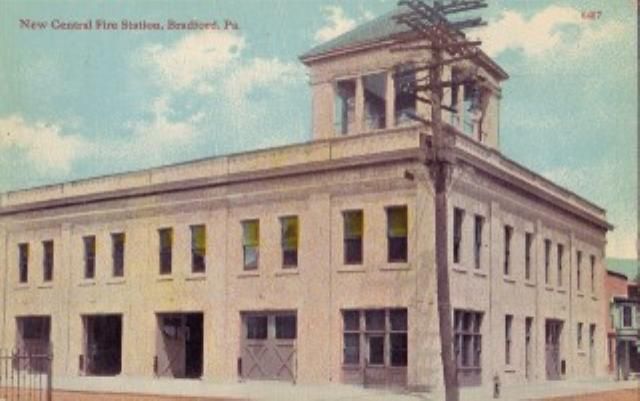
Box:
0;0;637;259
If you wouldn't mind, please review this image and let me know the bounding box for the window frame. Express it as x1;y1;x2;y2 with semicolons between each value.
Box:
242;219;260;271
386;206;408;263
343;210;363;265
557;244;564;287
544;239;552;285
83;236;96;280
42;240;54;282
190;225;206;274
18;243;29;284
158;228;173;275
503;226;512;276
453;309;483;372
453;208;464;264
524;232;533;281
505;314;513;365
280;216;299;268
112;232;125;278
473;215;483;270
577;322;583;349
576;250;582;291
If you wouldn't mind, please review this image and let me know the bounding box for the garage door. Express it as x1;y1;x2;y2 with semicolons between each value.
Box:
240;312;296;381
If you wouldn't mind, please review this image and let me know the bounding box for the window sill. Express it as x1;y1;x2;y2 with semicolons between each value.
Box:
337;267;366;274
380;264;410;272
107;278;126;286
545;286;554;292
185;274;206;282
578;350;586;356
525;281;536;288
577;292;585;298
591;295;598;301
237;271;260;278
452;266;468;274
275;269;299;277
342;364;361;371
14;284;30;290
504;368;516;373
156;276;174;282
37;283;53;289
503;276;516;284
557;288;567;294
79;280;97;287
472;270;487;278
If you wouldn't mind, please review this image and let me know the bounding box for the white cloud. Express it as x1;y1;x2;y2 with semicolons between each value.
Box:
224;58;304;111
0;115;88;173
474;5;627;58
314;6;357;43
140;30;245;92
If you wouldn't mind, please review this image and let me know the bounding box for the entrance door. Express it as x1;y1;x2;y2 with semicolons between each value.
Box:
525;317;533;380
16;316;51;372
156;313;203;378
82;315;122;376
240;312;296;381
545;320;562;380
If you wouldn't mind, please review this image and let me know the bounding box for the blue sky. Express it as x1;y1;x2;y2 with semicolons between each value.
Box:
0;0;637;258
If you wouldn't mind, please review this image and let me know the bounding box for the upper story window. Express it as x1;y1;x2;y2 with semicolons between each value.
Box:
242;219;260;270
590;255;596;293
158;228;173;275
42;240;54;282
83;236;96;280
544;239;551;285
462;84;480;137
387;206;408;263
280;216;299;268
557;244;564;287
505;314;513;365
343;210;363;265
622;305;633;328
453;208;464;264
577;322;583;349
363;73;387;130
503;226;512;276
190;225;206;273
112;233;125;277
473;215;483;270
394;65;416;126
335;79;356;135
18;243;29;283
576;250;582;291
524;232;533;281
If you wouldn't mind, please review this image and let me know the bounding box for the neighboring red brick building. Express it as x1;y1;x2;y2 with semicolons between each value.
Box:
605;270;629;374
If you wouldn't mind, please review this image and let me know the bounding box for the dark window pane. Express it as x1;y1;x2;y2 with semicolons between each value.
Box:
246;316;268;340
344;211;363;265
43;240;54;282
343;333;360;364
19;243;29;283
84;236;96;279
365;310;385;331
344;239;362;264
191;225;206;273
394;65;416;125
390;309;407;331
388;237;408;263
158;228;173;275
343;311;359;331
281;216;299;268
275;315;297;340
363;73;387;130
453;208;464;264
283;249;298;268
390;333;408;366
335;80;356;135
368;336;384;365
243;246;259;270
112;233;125;277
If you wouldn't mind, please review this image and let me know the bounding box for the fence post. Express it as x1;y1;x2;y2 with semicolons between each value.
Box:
47;346;53;401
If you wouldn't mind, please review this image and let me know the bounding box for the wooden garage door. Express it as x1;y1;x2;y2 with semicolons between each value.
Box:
241;313;296;381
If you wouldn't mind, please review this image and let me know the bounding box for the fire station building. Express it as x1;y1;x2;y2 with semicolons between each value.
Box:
0;6;611;397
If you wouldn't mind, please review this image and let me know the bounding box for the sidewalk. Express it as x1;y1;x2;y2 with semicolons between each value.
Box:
48;376;639;401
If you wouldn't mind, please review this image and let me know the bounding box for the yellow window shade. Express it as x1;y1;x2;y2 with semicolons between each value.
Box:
388;207;407;237
281;217;298;249
192;225;206;251
344;211;363;237
243;220;259;246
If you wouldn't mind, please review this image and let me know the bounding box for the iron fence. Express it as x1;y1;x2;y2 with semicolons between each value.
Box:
0;348;52;401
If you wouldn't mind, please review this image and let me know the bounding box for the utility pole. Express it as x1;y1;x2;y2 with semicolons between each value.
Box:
393;1;488;401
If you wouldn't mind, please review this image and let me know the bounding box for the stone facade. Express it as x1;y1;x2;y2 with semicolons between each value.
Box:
0;6;612;398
